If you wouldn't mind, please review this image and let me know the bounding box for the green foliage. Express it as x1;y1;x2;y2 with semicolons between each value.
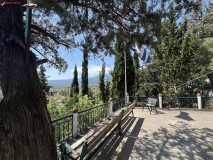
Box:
112;30;135;98
126;49;135;97
133;51;140;93
58;90;68;97
65;93;79;111
75;94;93;111
38;65;51;95
202;38;213;90
48;92;105;120
105;79;110;102
70;65;79;97
188;0;213;39
47;94;68;120
88;87;94;98
65;93;92;112
203;38;213;55
109;81;113;98
139;2;213;97
93;89;104;105
99;61;105;102
138;64;162;97
81;39;89;96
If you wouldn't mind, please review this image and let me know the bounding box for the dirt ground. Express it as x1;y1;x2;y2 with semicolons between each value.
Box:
92;108;213;160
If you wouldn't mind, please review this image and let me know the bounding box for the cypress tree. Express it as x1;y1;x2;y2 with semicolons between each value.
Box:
38;65;51;95
82;39;89;96
99;61;105;102
126;48;135;97
112;30;135;98
133;51;140;94
70;65;79;97
105;79;110;102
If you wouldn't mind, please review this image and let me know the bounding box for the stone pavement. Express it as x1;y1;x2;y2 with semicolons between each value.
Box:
92;108;213;160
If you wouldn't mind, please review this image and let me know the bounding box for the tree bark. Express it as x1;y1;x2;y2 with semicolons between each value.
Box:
0;4;57;160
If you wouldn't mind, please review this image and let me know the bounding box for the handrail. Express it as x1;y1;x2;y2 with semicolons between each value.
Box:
52;114;73;123
78;102;110;114
52;97;126;143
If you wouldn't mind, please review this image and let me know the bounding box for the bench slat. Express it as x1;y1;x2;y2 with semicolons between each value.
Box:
87;122;119;153
87;111;123;152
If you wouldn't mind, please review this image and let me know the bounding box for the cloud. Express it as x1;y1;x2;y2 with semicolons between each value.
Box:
71;65;112;77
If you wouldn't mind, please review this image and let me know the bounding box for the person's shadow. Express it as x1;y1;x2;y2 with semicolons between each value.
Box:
176;111;194;121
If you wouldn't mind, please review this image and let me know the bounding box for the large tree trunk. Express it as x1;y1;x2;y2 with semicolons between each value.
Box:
0;4;57;160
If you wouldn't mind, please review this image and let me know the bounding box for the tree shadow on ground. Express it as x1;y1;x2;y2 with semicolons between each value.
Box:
176;111;194;121
117;118;144;160
93;117;213;160
135;122;213;160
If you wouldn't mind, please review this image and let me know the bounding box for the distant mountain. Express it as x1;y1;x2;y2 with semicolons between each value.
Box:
48;74;112;87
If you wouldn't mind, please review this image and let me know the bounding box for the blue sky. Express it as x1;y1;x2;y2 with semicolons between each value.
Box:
44;47;115;80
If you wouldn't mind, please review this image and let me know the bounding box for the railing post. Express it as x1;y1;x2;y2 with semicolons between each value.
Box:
197;93;202;109
158;93;163;109
109;98;113;116
72;107;78;138
127;93;129;105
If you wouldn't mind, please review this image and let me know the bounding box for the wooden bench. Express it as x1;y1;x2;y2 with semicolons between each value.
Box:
60;102;135;160
142;98;158;115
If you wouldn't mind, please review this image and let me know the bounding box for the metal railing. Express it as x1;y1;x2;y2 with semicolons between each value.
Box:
52;114;73;143
129;96;148;103
162;97;198;108
113;98;125;112
51;96;213;143
78;102;109;133
130;96;213;109
52;97;126;143
202;97;213;109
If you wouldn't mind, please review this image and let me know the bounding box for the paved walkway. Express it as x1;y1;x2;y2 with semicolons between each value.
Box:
92;108;213;160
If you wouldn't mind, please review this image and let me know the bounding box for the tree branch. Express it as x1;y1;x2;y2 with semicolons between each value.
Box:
36;59;48;67
31;46;57;67
70;0;99;12
31;24;70;48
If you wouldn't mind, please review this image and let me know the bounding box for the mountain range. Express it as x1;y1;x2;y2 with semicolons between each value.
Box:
48;74;112;87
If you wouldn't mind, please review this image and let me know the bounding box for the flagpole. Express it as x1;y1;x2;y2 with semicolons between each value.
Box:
124;46;127;107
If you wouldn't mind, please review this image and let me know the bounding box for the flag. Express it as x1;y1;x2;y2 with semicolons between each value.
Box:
133;45;150;64
144;51;150;63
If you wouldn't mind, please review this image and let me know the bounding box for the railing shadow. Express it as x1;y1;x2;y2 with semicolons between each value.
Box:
117;118;144;160
91;116;144;159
